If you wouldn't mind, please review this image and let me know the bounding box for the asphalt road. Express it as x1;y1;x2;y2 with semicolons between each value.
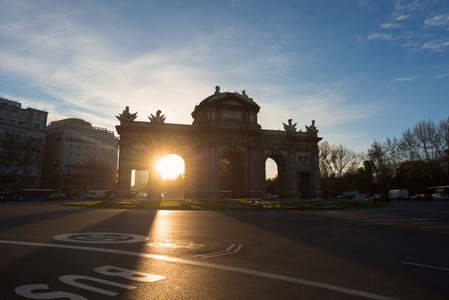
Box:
1;200;448;299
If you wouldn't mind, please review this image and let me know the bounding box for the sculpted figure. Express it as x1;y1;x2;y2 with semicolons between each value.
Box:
306;120;318;135
149;110;166;123
215;86;221;94
283;119;297;132
116;106;137;122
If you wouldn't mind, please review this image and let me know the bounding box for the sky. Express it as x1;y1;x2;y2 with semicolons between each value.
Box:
1;0;448;155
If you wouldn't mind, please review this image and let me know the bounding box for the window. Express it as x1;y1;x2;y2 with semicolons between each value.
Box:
10;120;15;124
0;107;6;115
77;145;81;149
11;110;17;117
69;144;73;148
68;152;72;157
34;123;40;129
0;117;4;121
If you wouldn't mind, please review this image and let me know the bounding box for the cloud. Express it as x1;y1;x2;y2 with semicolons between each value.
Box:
380;23;401;29
230;0;242;8
393;0;424;14
394;76;419;81
367;32;393;41
421;38;449;52
425;14;449;27
395;15;411;21
357;0;377;10
434;73;449;79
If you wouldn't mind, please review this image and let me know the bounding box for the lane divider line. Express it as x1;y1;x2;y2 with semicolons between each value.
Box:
194;244;243;259
0;239;396;300
402;261;449;271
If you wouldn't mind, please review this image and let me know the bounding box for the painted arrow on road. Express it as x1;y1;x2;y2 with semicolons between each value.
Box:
194;244;243;259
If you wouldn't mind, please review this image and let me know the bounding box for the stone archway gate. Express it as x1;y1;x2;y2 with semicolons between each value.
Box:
115;87;322;200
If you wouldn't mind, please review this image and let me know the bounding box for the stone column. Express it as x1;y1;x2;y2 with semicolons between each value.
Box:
311;147;323;198
288;149;299;199
116;139;132;199
147;154;162;199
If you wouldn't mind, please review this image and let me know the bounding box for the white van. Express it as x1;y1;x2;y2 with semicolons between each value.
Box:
389;189;409;200
85;190;114;200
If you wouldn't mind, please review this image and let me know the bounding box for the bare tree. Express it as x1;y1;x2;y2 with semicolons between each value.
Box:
413;120;440;182
367;140;389;193
385;137;401;176
319;141;360;196
0;134;43;188
438;117;449;175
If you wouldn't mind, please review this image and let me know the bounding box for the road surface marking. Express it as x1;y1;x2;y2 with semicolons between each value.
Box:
411;222;444;224
402;261;449;271
287;217;324;220
421;226;449;229
0;239;396;300
358;223;395;226
147;240;204;249
195;244;243;258
54;233;149;244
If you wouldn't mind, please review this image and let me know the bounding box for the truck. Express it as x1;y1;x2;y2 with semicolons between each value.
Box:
389;189;409;200
84;190;115;200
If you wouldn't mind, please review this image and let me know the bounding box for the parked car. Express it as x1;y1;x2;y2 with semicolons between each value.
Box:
353;194;370;201
337;191;359;199
432;193;449;201
371;194;390;202
47;193;66;201
410;194;433;201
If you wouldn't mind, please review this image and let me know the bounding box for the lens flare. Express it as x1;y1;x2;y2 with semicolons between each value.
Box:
157;154;185;180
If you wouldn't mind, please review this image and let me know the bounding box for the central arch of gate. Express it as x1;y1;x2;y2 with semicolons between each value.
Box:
115;87;322;200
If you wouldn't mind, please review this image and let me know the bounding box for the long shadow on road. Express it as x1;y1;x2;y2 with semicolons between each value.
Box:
216;208;449;299
0;206;159;299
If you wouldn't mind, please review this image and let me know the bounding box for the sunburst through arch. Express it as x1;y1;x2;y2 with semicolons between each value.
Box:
157;154;185;180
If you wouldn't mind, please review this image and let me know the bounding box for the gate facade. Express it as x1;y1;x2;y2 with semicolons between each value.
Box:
115;87;322;199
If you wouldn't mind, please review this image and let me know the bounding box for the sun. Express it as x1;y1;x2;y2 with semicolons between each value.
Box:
157;154;185;180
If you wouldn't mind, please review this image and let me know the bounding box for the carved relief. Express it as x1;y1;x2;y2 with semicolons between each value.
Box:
297;153;311;168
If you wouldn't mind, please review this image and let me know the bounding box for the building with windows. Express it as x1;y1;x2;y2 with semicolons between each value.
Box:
42;118;119;198
0;97;48;188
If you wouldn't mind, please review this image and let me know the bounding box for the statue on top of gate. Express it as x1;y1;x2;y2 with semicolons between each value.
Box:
116;106;137;122
149;110;166;123
283;119;297;132
305;120;318;136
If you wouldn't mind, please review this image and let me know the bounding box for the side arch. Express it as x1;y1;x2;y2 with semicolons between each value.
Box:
264;151;289;199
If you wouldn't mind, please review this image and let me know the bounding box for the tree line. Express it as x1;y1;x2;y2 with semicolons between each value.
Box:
319;117;449;197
